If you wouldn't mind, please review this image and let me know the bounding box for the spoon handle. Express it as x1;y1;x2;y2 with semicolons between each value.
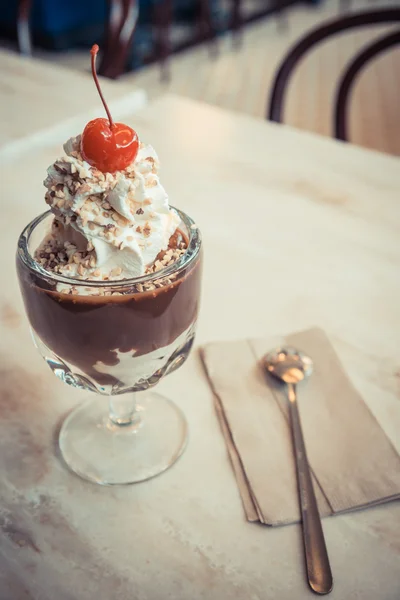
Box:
287;383;333;595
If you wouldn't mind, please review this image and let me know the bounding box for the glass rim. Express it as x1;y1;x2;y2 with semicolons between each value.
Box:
17;207;201;288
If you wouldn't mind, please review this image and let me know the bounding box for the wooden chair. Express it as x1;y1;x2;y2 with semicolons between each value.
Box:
98;0;139;79
335;29;400;141
268;9;400;142
17;0;32;55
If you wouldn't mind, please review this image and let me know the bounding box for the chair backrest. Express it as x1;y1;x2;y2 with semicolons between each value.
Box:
268;9;400;141
335;30;400;140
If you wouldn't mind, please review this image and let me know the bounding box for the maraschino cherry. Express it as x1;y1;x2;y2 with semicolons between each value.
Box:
81;45;139;173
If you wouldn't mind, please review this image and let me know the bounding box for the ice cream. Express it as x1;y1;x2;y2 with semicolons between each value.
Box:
36;134;180;282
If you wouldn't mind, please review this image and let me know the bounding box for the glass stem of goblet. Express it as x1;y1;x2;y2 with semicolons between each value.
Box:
108;394;140;427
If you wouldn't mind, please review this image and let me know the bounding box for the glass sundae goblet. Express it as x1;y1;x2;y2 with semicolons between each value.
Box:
17;208;202;485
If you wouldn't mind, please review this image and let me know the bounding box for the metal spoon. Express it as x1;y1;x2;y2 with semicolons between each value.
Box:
263;346;333;595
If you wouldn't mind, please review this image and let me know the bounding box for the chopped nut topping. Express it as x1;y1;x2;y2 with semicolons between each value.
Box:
117;216;129;227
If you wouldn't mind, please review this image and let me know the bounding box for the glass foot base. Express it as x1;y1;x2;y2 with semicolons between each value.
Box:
59;392;188;485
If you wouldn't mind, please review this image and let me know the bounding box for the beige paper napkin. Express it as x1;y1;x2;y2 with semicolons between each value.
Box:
201;328;400;526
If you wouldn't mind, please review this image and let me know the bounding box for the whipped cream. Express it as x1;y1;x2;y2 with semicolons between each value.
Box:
38;135;179;280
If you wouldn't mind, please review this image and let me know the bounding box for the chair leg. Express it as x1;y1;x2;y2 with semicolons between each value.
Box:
275;0;289;32
100;0;123;75
231;0;242;48
99;0;138;79
17;0;32;55
154;0;174;82
199;0;218;56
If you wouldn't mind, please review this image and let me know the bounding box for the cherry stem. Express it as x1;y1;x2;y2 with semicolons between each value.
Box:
90;44;114;129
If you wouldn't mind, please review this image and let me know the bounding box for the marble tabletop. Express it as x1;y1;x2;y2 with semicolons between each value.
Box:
0;94;399;600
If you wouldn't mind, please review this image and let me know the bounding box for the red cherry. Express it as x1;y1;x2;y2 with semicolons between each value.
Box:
82;118;138;173
81;45;139;172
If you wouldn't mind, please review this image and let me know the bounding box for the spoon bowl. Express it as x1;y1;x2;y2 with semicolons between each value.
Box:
264;346;313;384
